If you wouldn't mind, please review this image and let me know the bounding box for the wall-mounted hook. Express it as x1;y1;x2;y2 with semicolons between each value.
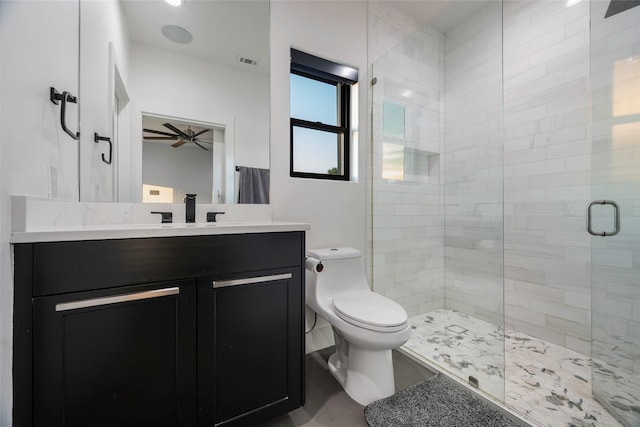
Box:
94;133;113;165
50;87;79;140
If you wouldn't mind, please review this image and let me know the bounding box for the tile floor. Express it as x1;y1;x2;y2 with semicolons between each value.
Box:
403;308;627;427
259;348;435;427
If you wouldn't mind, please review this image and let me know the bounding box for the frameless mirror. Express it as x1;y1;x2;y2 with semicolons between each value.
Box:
79;0;270;204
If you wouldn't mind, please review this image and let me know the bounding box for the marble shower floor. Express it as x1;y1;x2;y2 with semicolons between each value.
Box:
402;309;625;427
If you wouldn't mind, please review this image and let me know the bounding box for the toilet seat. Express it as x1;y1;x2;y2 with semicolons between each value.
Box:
332;291;408;332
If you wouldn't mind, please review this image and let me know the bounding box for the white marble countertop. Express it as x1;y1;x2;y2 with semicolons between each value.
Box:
11;221;310;243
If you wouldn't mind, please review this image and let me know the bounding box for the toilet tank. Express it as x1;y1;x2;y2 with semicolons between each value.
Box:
305;247;370;299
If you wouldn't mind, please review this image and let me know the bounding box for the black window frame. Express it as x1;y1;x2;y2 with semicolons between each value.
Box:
290;49;357;181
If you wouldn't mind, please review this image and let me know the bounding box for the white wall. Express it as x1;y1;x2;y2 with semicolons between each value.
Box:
270;1;368;352
1;2;80;424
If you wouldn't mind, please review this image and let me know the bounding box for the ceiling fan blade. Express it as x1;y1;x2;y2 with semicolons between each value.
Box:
143;128;177;137
193;138;213;143
163;123;188;138
193;129;210;138
172;139;187;148
144;137;179;140
192;140;209;151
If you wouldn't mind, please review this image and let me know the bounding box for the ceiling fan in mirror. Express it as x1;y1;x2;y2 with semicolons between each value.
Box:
143;123;212;151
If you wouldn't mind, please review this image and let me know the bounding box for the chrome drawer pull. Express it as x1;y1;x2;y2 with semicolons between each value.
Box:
213;273;292;289
55;287;180;312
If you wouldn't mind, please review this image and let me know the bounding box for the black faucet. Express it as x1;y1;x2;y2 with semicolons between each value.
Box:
184;193;196;223
151;211;173;224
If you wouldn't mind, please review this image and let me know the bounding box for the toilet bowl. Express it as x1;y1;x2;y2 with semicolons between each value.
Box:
305;247;411;406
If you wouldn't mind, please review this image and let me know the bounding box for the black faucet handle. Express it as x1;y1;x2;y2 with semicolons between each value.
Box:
184;193;197;223
151;211;173;224
207;212;226;223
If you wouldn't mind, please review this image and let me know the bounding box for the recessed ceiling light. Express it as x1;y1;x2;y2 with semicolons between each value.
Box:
165;0;183;6
161;25;193;44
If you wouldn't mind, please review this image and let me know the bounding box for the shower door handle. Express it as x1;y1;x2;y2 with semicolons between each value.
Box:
587;200;620;236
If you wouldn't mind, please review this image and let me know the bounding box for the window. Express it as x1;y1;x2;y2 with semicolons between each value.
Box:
290;49;358;180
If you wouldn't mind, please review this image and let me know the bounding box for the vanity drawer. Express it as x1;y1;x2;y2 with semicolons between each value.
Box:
29;231;304;296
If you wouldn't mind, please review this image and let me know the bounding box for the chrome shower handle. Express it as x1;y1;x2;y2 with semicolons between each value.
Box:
587;200;620;237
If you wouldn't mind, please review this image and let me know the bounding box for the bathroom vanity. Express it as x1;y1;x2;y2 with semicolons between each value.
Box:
12;223;307;427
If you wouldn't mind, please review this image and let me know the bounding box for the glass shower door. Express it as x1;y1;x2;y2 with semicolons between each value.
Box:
589;1;640;426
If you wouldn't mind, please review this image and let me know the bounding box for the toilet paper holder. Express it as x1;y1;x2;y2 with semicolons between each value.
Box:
305;257;323;273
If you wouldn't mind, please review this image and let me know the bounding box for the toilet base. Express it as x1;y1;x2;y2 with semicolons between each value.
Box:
328;330;396;406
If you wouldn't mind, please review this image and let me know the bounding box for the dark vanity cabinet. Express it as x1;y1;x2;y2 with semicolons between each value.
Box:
32;280;197;427
198;270;302;425
13;232;305;427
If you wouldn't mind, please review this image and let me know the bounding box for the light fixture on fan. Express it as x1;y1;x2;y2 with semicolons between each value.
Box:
143;123;212;151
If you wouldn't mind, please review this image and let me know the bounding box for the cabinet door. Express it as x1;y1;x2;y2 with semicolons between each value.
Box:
197;269;303;426
33;281;197;427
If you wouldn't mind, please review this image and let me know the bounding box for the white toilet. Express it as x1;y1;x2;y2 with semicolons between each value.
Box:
305;247;411;406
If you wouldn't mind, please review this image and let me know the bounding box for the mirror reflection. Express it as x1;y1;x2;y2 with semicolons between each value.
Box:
80;0;270;204
142;114;226;204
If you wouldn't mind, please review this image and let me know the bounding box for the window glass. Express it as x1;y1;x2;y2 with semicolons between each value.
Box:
290;74;337;126
382;143;404;180
383;101;405;139
292;126;342;175
290;48;356;180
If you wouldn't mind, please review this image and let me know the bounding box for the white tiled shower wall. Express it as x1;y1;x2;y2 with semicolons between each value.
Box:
501;0;591;353
443;1;504;327
370;0;597;354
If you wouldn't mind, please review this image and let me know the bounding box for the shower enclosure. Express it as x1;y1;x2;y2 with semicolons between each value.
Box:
589;1;640;426
369;1;639;425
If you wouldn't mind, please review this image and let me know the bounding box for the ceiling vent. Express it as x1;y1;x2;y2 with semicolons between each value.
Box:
237;56;260;66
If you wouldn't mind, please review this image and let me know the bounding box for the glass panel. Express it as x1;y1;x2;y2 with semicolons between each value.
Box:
292;126;342;175
290;74;337;126
370;0;505;402
590;1;640;426
441;1;504;401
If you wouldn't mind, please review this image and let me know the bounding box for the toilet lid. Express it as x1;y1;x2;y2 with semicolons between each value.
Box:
332;291;408;332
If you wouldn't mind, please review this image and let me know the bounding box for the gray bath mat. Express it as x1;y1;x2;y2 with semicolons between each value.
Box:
364;374;525;427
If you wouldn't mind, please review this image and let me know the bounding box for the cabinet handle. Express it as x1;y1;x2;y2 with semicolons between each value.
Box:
212;273;292;289
55;287;180;312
